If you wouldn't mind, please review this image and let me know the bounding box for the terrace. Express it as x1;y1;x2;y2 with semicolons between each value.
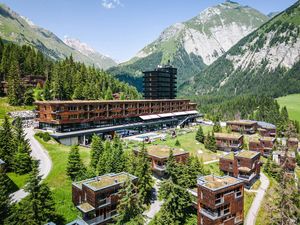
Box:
214;133;243;140
236;151;260;159
145;145;188;159
197;175;243;191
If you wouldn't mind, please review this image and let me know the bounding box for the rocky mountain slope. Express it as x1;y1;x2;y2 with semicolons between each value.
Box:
109;1;269;91
0;4;116;69
63;37;116;69
183;1;300;97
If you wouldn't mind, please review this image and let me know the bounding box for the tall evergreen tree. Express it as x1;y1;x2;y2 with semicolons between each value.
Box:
43;79;52;100
66;145;86;181
195;126;205;143
90;135;104;170
105;87;113;100
116;177;144;225
97;141;113;175
134;144;153;205
0;169;11;224
0;116;14;168
7;59;23;105
166;149;177;180
111;136;126;173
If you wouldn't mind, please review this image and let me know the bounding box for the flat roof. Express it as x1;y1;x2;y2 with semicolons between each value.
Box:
260;137;276;142
236;150;260;159
214;132;243;140
257;121;276;129
73;172;137;191
223;152;235;160
35;99;191;104
227;120;257;126
197;175;243;191
145;145;188;159
288;137;299;142
77;202;95;213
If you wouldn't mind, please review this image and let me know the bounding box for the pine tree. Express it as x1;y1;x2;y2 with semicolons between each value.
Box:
158;179;192;224
0;116;14;168
174;139;181;146
213;121;222;133
90;135;104;170
166;149;177;181
97;141;113;175
15;161;58;224
43;79;51;100
134;144;153;205
195;126;205;143
281;106;289;124
66;145;86;181
105;87;113;100
7;58;23;105
24;88;35;105
116;177;144;225
0;169;11;224
111;137;126;173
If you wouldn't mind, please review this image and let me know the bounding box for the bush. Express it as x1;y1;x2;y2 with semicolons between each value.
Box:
36;132;51;142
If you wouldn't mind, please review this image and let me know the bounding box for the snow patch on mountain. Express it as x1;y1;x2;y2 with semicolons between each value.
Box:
64;37;96;56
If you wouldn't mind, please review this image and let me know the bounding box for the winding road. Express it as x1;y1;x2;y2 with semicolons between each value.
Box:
10;127;52;202
245;172;270;225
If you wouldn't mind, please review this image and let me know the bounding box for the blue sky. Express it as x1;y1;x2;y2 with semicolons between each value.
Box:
1;0;297;62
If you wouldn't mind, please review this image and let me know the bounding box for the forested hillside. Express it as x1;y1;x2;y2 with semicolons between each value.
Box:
183;1;300;97
0;39;139;105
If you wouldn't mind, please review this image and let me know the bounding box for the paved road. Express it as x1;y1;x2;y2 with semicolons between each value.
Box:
10;127;52;202
245;172;270;225
143;177;163;224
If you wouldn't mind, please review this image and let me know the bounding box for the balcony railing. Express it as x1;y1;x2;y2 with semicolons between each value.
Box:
153;164;166;171
83;211;118;225
200;208;230;220
97;197;111;208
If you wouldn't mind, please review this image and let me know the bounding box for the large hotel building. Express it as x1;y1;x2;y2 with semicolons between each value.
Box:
35;65;200;145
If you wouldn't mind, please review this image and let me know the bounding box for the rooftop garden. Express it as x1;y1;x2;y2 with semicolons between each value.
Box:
88;174;129;189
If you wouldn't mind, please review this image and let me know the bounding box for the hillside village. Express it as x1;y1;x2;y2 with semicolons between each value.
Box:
0;1;300;225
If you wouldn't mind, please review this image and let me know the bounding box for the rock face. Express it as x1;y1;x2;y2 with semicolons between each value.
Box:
185;1;300;97
0;4;116;69
109;1;269;90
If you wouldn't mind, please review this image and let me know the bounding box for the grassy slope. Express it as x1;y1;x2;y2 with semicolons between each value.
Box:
277;93;300;123
0;97;34;120
35;136;90;223
244;191;256;218
7;172;29;189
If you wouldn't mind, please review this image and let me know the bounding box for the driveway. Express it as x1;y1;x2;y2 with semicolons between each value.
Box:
10;127;52;202
245;172;270;225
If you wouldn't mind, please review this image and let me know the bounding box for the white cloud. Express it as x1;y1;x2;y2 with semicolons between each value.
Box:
101;0;122;9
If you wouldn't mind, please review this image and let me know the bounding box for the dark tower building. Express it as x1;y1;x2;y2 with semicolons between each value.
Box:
143;63;177;99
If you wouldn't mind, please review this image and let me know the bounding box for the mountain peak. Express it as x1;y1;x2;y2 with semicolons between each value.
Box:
64;37;96;55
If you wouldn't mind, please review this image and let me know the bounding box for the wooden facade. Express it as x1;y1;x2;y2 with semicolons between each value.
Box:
133;146;189;176
249;137;275;157
214;133;244;152
72;172;138;225
219;151;261;188
273;151;296;173
35;99;197;127
287;137;299;150
226;120;257;134
197;175;244;225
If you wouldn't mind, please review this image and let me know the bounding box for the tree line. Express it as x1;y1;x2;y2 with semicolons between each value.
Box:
0;38;140;105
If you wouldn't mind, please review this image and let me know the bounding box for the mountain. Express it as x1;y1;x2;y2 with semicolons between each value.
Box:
63;37;117;69
184;1;300;98
0;4;116;69
109;1;269;91
267;11;280;18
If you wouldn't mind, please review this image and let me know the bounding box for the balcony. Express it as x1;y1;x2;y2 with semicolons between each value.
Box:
200;208;230;220
238;173;256;182
97;197;111;208
153;164;166;171
83;210;118;225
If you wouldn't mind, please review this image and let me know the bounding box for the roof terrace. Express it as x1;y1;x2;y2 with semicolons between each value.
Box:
73;172;137;191
142;145;188;159
197;175;243;191
227;120;257;126
236;150;260;159
214;133;243;140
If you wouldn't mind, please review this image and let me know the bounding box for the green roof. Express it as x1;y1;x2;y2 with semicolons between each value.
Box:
223;152;235;160
88;174;129;189
145;145;188;158
237;151;259;159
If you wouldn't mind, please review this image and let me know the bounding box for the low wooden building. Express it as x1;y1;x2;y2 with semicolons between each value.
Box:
249;137;276;157
134;145;189;176
214;133;244;152
287;137;299;150
220;151;261;188
273;151;296;173
226;120;257;134
197;175;244;225
257;121;276;137
72;172;138;225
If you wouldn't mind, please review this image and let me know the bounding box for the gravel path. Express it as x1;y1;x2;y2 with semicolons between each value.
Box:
245;172;270;225
10;127;52;202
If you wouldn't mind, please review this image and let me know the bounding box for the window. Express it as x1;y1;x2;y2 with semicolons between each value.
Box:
237;159;241;167
68;114;78;120
235;189;242;198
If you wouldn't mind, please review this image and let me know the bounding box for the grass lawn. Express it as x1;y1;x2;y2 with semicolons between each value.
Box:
203;162;223;176
244;191;256;218
277;93;300;123
7;172;29;189
256;173;278;225
141;126;225;162
250;179;261;190
35;136;90;224
0;97;34;120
